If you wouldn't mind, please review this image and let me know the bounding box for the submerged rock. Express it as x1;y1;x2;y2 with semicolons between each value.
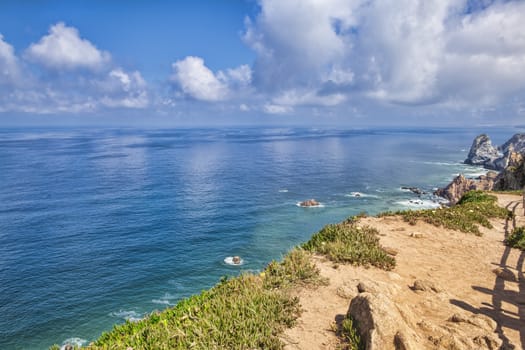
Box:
401;187;426;196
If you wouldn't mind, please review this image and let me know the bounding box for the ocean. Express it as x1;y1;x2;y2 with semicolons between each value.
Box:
0;126;521;349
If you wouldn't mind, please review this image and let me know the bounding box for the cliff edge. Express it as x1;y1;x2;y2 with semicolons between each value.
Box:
282;193;525;349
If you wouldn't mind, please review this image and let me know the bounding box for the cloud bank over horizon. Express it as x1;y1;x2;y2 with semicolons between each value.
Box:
0;1;524;125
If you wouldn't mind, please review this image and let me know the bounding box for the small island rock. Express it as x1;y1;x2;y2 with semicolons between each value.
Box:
299;199;320;207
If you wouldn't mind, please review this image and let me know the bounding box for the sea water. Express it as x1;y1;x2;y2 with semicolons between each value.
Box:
0;126;521;349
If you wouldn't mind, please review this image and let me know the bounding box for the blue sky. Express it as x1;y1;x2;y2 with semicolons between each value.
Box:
0;0;524;127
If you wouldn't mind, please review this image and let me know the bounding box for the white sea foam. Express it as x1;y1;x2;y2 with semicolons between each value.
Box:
152;292;178;306
421;161;458;166
61;338;87;349
224;256;244;266
295;202;325;208
110;310;143;322
278;189;289;193
396;199;441;209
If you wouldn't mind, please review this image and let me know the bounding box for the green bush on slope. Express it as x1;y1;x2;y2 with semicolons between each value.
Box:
379;190;512;236
505;226;525;250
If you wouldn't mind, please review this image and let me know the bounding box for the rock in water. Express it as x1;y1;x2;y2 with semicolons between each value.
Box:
299;199;320;207
464;134;501;169
232;256;241;265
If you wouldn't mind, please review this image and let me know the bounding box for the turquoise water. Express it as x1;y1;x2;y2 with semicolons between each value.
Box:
0;127;520;349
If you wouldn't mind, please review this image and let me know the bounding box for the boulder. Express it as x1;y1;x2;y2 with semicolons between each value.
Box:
411;279;442;293
464;134;501;169
348;292;419;350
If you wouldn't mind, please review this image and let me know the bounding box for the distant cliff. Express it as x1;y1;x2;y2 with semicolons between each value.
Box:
464;133;525;171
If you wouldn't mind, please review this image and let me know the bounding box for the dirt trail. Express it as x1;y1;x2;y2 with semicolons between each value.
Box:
282;193;525;349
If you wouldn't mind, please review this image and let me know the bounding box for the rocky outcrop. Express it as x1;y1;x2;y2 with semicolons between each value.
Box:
348;288;420;350
347;278;502;350
465;133;525;171
464;134;501;169
434;172;497;205
493;152;525;191
499;133;525;154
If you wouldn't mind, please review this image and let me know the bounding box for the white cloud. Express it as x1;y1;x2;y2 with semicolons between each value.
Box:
0;34;20;85
171;56;228;101
25;22;110;70
171;56;252;102
273;89;346;107
0;29;149;114
244;0;525;109
263;103;293;114
99;69;149;108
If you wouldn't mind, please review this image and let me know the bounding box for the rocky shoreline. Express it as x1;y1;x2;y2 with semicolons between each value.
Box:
436;133;525;204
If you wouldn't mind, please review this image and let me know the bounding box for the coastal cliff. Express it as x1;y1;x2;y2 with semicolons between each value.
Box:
437;133;525;204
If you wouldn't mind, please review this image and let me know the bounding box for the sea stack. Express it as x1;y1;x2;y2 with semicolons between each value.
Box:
464;134;500;169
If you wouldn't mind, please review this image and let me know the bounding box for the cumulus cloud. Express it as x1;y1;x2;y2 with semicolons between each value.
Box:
0;34;21;86
99;69;149;108
171;56;229;101
244;0;525;109
171;56;251;101
25;22;110;70
0;24;149;114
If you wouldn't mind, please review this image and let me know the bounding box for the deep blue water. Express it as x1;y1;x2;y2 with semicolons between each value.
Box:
0;126;522;349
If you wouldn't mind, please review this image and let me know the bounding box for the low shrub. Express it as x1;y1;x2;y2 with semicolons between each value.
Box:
379;191;511;236
302;223;395;270
505;226;525;250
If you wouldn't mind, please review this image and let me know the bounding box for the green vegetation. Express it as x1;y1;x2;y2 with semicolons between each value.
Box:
378;190;512;236
302;222;396;270
334;316;363;350
505;226;525;250
263;248;328;289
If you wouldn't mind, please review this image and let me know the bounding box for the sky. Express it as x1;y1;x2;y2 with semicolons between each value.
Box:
0;0;524;127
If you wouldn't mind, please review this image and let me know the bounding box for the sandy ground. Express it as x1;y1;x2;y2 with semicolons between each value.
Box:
282;194;525;349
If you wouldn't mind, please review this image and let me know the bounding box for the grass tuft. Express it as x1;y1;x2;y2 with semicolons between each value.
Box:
302;223;395;270
263;248;328;289
333;315;363;350
505;226;525;250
